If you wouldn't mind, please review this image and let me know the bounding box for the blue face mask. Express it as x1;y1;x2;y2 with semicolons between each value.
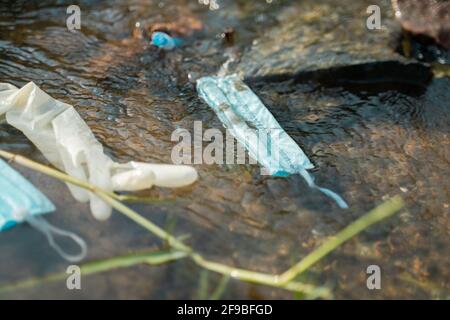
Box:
0;158;87;262
0;158;55;230
197;75;348;209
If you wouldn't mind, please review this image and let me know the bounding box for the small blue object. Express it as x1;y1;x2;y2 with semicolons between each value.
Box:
0;158;55;231
151;31;182;50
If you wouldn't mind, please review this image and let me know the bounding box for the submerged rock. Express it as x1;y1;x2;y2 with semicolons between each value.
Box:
234;0;430;83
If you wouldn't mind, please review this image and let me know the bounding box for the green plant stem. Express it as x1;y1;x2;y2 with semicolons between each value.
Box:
0;150;404;298
209;275;230;300
279;196;404;284
0;250;187;294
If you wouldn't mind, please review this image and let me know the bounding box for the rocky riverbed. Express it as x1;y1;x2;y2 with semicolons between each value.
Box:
0;0;449;299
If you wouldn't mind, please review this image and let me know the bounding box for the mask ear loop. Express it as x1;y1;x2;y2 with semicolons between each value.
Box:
14;208;88;263
298;167;349;209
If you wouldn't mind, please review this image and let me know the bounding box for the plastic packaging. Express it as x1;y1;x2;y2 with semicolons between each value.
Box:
197;75;348;209
0;82;198;220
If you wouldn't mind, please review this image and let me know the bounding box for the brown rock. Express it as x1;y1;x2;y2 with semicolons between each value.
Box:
392;0;450;49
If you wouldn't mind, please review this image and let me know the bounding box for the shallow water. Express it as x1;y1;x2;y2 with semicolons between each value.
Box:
0;0;449;299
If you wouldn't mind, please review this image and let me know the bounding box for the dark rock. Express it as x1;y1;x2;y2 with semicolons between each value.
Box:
234;0;430;82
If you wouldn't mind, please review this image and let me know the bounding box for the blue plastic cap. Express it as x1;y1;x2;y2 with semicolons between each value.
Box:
151;31;182;50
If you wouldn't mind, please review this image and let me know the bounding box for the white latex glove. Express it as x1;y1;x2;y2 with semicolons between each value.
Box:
0;82;198;220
